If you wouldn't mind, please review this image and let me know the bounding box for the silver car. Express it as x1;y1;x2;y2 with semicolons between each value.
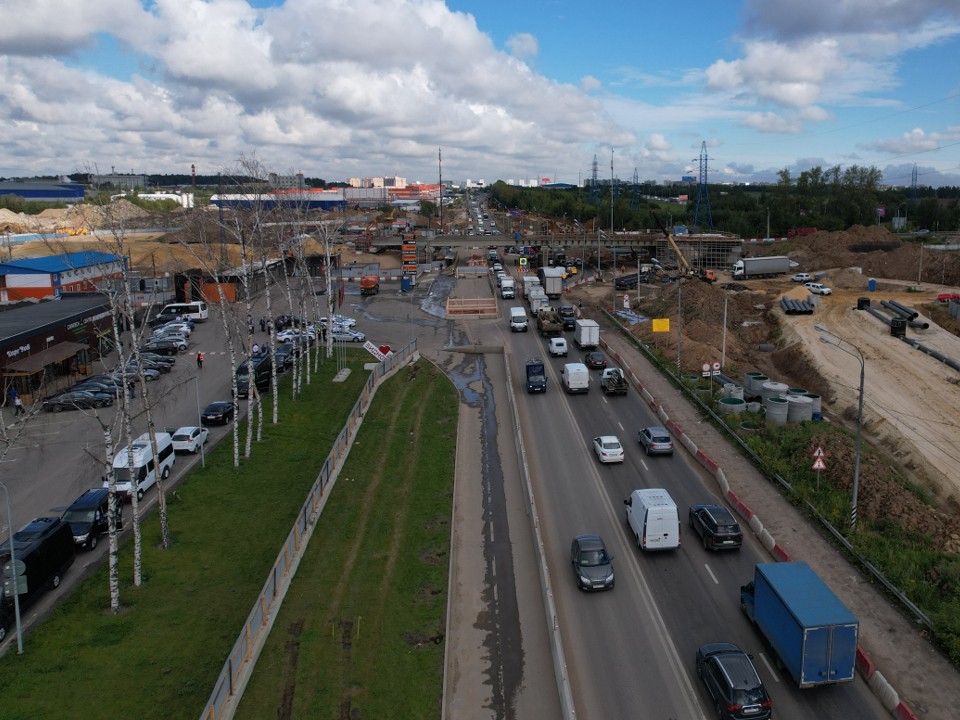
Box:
331;328;366;343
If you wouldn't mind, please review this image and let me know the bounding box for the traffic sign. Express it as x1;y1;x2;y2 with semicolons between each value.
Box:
813;446;825;458
702;362;711;378
623;293;630;309
812;457;826;471
712;361;721;376
3;576;27;597
2;559;25;578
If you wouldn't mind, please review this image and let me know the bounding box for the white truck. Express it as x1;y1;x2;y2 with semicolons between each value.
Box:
500;277;516;299
560;362;590;394
537;266;566;299
574;319;600;349
732;256;793;280
528;288;550;314
521;276;542;299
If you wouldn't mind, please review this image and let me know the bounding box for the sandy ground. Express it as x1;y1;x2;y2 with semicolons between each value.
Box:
781;285;960;510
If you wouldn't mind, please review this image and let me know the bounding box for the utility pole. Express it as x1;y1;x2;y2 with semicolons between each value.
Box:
438;147;443;236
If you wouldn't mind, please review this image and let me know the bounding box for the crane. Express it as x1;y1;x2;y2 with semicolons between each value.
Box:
651;212;716;283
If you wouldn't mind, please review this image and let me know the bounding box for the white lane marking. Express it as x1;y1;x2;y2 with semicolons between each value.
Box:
617;421;624;432
640;459;649;472
758;653;780;682
703;563;719;585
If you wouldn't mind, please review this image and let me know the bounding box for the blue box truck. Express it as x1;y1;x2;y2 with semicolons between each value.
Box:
740;561;859;688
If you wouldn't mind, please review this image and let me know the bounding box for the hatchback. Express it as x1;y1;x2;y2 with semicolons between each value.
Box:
570;534;614;591
583;351;607;370
593;435;625;463
688;504;743;551
171;425;209;454
696;643;772;719
638;426;673;455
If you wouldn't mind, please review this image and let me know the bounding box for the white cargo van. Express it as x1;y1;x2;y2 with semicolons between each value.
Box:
501;277;516;299
509;306;528;332
106;431;176;502
560;362;590;394
624;488;680;550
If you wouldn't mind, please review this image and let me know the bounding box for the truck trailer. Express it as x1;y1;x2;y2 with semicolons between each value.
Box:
574;319;600;349
537;266;565;299
740;562;859;688
731;256;792;280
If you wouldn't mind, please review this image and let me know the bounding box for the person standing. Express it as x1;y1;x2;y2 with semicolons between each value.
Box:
259;316;266;333
13;395;24;416
196;352;204;369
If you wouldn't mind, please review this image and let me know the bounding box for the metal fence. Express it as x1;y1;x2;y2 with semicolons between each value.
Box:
200;340;419;720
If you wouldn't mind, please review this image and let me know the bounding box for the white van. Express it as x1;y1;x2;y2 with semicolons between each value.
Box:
509;306;528;332
156;301;209;324
106;431;176;502
624;488;680;550
561;362;590;393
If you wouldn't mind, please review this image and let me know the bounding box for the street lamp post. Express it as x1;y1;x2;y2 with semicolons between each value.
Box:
816;324;864;532
193;375;205;468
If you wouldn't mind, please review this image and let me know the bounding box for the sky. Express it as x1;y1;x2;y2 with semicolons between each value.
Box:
1;0;959;188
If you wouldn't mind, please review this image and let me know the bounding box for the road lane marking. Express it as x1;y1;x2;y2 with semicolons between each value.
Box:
703;563;719;585
758;653;780;682
617;421;624;432
640;459;649;472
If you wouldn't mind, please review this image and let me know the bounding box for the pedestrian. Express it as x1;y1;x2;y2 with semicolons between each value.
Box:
13;395;24;416
196;351;204;369
259;316;266;333
252;343;260;356
7;387;17;405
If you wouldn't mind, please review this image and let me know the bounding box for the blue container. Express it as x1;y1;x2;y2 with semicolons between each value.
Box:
868;278;877;292
401;277;413;292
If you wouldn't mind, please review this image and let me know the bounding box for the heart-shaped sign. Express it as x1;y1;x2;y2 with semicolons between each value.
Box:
379;345;391;355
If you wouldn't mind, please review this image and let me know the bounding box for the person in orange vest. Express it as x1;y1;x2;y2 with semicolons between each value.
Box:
196;352;204;369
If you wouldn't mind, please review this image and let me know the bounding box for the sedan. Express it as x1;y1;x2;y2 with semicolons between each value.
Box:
318;315;356;328
791;272;812;282
331;328;366;343
803;282;832;295
171;426;209;454
592;435;625;464
638;426;673;455
43;390;114;412
118;366;161;382
72;380;125;398
688;504;743;551
201;401;236;426
583;351;607;370
570;534;614;591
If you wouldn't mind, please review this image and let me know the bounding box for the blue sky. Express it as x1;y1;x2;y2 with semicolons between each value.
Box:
1;0;959;187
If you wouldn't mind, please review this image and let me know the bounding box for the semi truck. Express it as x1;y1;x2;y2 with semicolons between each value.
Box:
732;256;792;280
536;308;563;337
537;266;565;299
359;275;380;295
525;357;547;393
740;562;859;688
574;319;600;349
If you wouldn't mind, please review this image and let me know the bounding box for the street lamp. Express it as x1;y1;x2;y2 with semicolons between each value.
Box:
816;323;864;532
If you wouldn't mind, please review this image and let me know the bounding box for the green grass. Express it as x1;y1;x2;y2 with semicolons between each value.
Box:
0;352;456;719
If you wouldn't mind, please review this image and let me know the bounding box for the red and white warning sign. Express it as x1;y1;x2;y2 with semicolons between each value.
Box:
812;457;826;471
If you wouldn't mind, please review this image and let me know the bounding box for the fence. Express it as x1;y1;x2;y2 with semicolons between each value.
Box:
200;340;419;720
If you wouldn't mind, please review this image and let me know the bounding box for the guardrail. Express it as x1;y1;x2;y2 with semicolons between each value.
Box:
200;340;419;720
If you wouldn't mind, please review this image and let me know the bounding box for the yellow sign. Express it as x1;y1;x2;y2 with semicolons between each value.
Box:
519;257;528;267
652;318;670;333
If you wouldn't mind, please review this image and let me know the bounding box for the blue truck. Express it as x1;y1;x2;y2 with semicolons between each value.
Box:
740;561;859;688
525;357;547;393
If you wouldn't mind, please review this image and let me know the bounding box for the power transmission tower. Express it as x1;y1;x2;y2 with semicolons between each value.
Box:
631;168;641;209
589;155;600;206
693;141;714;230
910;163;918;204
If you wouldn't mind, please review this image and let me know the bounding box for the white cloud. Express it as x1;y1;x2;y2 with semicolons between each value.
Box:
741;112;803;134
580;75;602;92
506;32;538;60
863;127;956;154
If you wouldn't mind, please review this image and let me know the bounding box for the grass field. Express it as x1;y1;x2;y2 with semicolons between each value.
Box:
0;354;457;720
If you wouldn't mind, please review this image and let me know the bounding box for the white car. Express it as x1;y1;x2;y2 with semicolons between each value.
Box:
171;426;209;454
549;337;568;357
791;273;812;282
331;327;366;343
592;435;625;464
804;282;832;295
318;315;356;328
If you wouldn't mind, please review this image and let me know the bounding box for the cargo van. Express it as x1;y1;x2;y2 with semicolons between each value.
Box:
624;488;680;550
509;306;528;332
237;354;273;399
500;277;516;299
62;488;123;550
561;362;590;394
0;516;75;642
106;431;176;502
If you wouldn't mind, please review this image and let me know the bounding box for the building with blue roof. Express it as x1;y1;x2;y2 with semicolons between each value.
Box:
0;251;126;302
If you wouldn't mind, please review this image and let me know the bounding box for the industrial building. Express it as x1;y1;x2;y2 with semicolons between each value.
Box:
0;181;85;203
0;251;126;302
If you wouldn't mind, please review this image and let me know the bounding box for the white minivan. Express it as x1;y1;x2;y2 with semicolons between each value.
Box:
624;488;680;550
106;431;176;502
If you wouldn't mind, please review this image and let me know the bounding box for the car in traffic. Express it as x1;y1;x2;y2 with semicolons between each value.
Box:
570;534;614;591
803;282;832;295
790;272;812;282
201;401;236;426
592;435;625;464
688;504;743;551
638;426;673;455
331;327;366;343
548;337;568;357
171;426;209;454
43;390;114;412
583;351;607;370
557;305;577;330
695;642;772;719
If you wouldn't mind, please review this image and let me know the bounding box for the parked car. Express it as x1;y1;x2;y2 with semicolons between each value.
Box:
150;330;189;345
277;328;315;344
638;426;673;455
570;534;614;591
152;320;192;336
61;488;122;551
127;357;171;374
592;435;625;464
138;352;176;368
696;643;772;719
72;379;125;398
43;390;114;412
331;328;366;343
141;337;186;354
583;351;607;370
171;425;209;454
318;314;356;328
688;504;743;551
791;272;812;282
803;282;832;295
118;366;161;382
201;401;236;426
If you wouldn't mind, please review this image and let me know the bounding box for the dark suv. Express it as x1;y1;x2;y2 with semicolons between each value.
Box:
688;504;743;551
696;643;772;719
557;305;577;330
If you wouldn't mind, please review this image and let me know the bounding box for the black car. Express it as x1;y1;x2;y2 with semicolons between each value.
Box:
72;380;125;398
140;338;185;355
201;401;235;426
570;534;614;591
583;351;607;370
138;351;177;367
43;390;114;412
696;643;772;719
688;504;743;551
